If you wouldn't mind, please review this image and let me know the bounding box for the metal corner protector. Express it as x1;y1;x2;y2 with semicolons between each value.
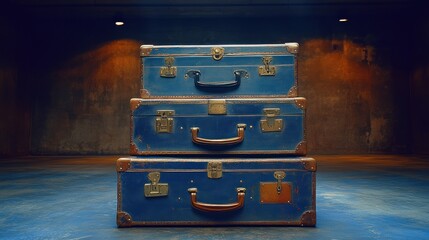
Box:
129;142;139;156
140;89;150;98
300;210;316;227
287;86;298;97
140;45;153;56
117;211;133;227
295;141;307;155
294;98;306;110
130;98;143;111
117;158;131;172
302;158;317;172
285;43;299;55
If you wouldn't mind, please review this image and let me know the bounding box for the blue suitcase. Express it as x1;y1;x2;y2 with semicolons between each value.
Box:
116;156;316;226
130;97;306;156
140;43;298;98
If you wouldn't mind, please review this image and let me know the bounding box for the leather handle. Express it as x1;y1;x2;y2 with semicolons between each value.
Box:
190;124;246;146
187;188;246;212
186;70;248;91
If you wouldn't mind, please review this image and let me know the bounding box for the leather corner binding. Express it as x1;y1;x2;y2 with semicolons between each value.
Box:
287;86;298;97
286;43;299;55
140;89;150;98
302;158;317;172
300;210;316;227
130;99;143;111
294;98;306;110
140;45;153;56
116;158;131;172
295;141;307;155
130;142;139;155
117;212;133;227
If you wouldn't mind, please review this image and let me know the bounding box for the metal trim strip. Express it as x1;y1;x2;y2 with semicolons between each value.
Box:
125;169;310;173
119;157;314;163
130;97;306;105
117;219;310;227
138;93;294;99
130;150;305;155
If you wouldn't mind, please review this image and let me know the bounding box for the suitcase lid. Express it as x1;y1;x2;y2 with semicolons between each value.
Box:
117;157;316;172
140;43;299;57
131;97;305;116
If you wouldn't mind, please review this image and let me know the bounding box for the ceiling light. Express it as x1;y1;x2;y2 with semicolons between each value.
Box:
339;18;348;22
115;21;124;26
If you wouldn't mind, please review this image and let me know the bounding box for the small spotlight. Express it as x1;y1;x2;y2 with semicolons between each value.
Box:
115;21;124;26
339;18;348;22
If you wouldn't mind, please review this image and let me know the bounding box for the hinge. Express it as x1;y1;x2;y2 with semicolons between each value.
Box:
260;108;283;132
156;110;174;133
258;56;276;76
207;161;222;179
160;57;177;78
144;172;169;197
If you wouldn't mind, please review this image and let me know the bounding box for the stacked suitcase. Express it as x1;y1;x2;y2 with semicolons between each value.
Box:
117;44;316;227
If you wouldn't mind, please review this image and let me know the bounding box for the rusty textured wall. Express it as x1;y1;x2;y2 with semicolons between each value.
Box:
299;39;409;153
10;15;415;155
31;38;141;154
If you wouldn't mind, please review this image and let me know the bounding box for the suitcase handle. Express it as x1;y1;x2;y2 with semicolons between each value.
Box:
187;188;246;212
191;124;246;146
185;70;248;91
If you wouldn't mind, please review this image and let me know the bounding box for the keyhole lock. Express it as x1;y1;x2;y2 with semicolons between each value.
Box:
274;171;286;194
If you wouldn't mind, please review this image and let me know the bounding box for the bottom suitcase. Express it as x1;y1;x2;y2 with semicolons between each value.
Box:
116;157;316;227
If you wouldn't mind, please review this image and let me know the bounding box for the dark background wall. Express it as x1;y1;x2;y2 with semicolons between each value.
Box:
1;1;428;156
0;4;31;156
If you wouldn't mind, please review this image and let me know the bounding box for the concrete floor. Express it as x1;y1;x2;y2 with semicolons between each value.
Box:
0;155;428;240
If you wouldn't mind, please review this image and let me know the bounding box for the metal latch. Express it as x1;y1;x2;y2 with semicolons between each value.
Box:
258;56;276;76
274;171;286;194
156;110;174;133
207;162;222;179
211;47;224;61
260;108;283;132
160;57;177;78
144;172;169;197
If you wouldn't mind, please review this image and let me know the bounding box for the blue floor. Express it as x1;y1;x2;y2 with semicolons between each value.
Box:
0;155;428;240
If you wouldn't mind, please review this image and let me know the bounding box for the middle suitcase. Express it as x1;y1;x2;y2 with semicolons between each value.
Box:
130;97;306;156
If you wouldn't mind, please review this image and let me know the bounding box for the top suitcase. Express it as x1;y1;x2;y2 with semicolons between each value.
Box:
140;43;298;99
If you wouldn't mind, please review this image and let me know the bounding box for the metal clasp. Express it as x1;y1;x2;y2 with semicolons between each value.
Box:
144;172;169;197
160;57;177;78
211;47;224;61
260;108;283;132
259;56;276;76
156;110;174;133
208;99;227;115
207;162;222;179
274;171;286;194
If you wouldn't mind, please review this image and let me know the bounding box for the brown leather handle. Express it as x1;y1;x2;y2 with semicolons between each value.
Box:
187;188;246;212
190;124;246;146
